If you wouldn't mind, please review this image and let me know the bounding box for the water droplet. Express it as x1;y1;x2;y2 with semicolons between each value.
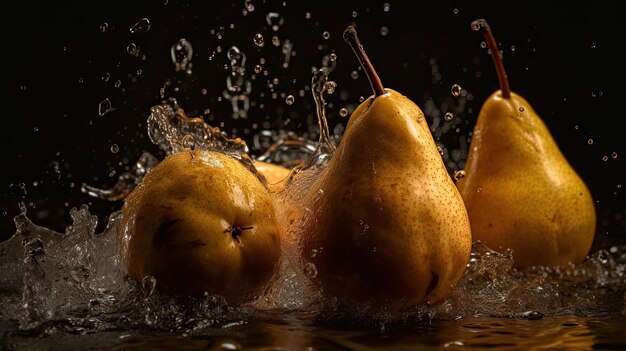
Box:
380;26;389;36
519;106;525;112
253;33;264;47
285;95;294;105
511;45;516;52
182;134;196;150
602;155;609;161
352;11;358;18
445;112;454;121
324;81;336;94
350;70;359;79
339;107;348;117
99;22;109;33
437;146;444;156
453;7;459;14
171;38;193;73
322;31;330;40
110;144;119;154
477;187;483;193
129;18;151;33
480;41;487;49
266;12;283;31
453;170;466;181
102;72;110;82
329;53;337;61
359;96;364;102
451;84;462;97
383;2;391;12
127;43;139;56
578;192;583;196
304;262;318;278
612;152;618;159
305;12;311;19
141;275;157;297
244;0;255;12
271;36;280;47
587;139;594;145
114;80;122;88
98;98;112;116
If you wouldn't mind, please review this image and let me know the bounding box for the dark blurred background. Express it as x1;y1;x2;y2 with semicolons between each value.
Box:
1;0;624;250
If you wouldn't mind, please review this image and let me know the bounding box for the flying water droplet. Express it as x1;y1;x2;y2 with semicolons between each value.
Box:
100;22;110;33
285;95;294;105
244;0;255;12
322;31;330;40
324;81;336;94
272;36;280;47
266;12;283;31
383;2;391;12
171;38;193;73
612;152;618;159
451;84;462;97
329;53;337;61
129;18;151;33
587;139;594;145
110;144;119;154
98;98;112;116
350;70;359;79
253;33;264;47
254;64;262;73
453;170;466;181
127;43;140;56
339;108;348;117
480;41;487;49
380;26;389;36
445;112;454;121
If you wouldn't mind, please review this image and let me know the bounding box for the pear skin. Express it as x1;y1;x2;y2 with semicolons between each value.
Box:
457;91;596;267
118;150;281;303
300;89;472;310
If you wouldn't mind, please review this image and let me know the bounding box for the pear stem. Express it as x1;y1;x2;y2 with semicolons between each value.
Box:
343;26;386;97
471;19;511;99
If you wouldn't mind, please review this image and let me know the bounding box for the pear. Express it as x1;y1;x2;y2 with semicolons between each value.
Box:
457;19;596;268
253;160;290;192
118;149;281;303
298;27;472;310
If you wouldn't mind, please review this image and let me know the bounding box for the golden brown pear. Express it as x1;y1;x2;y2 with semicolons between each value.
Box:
118;150;281;303
457;19;595;268
298;27;472;310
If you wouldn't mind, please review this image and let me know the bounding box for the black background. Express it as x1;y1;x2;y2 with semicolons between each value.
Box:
1;0;624;250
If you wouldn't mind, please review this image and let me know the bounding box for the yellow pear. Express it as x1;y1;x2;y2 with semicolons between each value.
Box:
253;161;290;192
118;149;281;303
298;27;472;310
457;19;595;268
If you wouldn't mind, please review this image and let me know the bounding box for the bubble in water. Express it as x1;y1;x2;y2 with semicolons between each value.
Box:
350;70;359;79
254;64;262;73
126;43;139;56
612;152;618;159
266;12;283;31
285;95;295;105
587;139;594;145
339;107;348;117
445;112;454;121
519;106;525;112
304;262;318;278
451;84;462;97
171;38;193;73
380;26;389;36
453;170;466;181
98;98;112;116
129;18;151;33
329;53;337;61
322;31;330;40
110;144;119;154
324;81;336;94
383;2;391;11
253;33;264;47
244;0;255;12
141;275;157;297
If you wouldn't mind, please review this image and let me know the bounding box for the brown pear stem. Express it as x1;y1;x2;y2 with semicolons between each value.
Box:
343;26;385;97
471;19;511;99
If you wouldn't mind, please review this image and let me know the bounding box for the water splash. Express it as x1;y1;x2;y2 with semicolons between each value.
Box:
171;38;193;74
